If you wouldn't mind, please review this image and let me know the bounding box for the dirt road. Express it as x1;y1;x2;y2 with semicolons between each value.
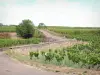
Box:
0;30;86;75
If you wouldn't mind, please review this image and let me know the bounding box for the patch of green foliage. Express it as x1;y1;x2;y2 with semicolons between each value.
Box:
29;45;100;70
29;48;80;67
67;44;100;69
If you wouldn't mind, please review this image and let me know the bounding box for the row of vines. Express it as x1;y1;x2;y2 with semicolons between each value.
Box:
29;43;100;70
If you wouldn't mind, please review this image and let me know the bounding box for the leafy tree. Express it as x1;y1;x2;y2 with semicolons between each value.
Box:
16;19;35;38
38;23;47;29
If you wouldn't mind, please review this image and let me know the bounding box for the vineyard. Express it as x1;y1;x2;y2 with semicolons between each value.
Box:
28;26;100;70
28;44;100;70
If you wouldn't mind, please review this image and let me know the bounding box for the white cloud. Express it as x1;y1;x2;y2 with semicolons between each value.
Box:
0;0;100;27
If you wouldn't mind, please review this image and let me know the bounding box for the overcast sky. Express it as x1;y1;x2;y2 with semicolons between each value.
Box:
0;0;100;27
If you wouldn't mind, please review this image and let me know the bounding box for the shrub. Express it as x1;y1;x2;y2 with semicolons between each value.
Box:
16;19;35;38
